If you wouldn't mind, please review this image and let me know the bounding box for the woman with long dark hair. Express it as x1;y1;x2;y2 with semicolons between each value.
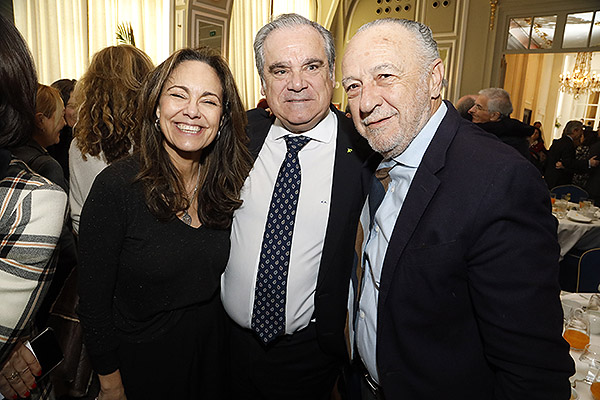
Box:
0;15;67;400
77;47;252;399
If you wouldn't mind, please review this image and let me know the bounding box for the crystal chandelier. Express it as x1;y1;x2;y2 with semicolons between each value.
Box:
559;52;600;99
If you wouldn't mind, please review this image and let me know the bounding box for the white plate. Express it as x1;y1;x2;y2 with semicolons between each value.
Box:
567;210;592;223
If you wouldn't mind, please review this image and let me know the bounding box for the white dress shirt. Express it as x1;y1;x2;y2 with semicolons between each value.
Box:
356;103;447;383
222;110;337;334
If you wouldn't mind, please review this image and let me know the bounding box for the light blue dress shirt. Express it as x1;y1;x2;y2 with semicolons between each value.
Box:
355;102;447;383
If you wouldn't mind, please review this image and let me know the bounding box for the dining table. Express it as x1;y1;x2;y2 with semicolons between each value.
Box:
562;292;600;400
555;203;600;260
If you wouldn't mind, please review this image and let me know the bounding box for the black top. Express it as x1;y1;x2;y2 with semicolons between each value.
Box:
476;117;534;161
47;126;73;181
545;135;590;189
11;139;68;192
77;155;230;374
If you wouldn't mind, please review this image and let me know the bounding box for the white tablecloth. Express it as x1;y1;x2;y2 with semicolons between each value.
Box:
563;292;600;400
557;215;600;259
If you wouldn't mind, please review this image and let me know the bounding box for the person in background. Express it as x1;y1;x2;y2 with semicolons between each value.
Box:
69;45;153;234
12;84;67;191
342;17;574;399
573;127;599;188
528;126;547;174
11;84;77;330
48;78;77;181
221;13;371;400
0;14;67;400
469;87;534;160
77;46;252;400
545;120;599;189
454;94;476;121
586;132;600;204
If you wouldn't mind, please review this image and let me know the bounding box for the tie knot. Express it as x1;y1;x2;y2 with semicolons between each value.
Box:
284;135;311;155
375;166;393;191
375;167;392;181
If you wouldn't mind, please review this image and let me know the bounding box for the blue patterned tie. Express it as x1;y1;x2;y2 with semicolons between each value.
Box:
252;134;311;344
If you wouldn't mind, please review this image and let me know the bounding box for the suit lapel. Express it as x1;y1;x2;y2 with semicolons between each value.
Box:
377;102;459;308
317;108;364;287
247;108;275;160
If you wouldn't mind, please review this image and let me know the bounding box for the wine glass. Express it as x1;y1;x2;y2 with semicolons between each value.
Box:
564;308;590;350
592;373;600;399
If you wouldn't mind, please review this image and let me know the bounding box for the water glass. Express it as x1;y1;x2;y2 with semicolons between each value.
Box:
589;294;600;311
580;344;600;384
555;199;568;219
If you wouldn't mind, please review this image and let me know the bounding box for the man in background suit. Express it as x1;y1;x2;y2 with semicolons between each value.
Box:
221;13;370;400
545;120;598;189
469;87;534;160
342;18;574;399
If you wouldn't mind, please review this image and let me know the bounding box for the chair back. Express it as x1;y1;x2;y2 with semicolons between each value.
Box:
551;185;589;204
576;248;600;293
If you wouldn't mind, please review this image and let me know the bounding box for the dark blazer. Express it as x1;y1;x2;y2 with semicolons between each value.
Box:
370;102;574;398
545;135;589;189
247;106;371;359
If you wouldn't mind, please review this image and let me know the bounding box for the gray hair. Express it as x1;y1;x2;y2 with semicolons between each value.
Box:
356;18;447;88
253;13;335;84
357;18;440;67
563;120;584;136
478;88;513;117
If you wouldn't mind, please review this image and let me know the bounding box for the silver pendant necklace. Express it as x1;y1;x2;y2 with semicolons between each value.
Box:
181;167;200;226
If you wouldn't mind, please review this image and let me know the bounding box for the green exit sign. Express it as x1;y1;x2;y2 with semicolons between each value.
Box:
209;30;216;37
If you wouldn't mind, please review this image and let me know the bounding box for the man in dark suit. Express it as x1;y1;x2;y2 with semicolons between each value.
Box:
342;18;574;399
469;87;534;160
545;120;598;189
221;13;370;400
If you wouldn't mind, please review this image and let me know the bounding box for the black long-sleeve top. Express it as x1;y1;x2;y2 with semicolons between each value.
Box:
77;155;229;374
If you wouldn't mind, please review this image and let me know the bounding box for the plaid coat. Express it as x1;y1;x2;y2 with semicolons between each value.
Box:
0;152;67;365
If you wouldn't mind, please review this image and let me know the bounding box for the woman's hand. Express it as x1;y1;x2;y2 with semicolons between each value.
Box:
0;343;42;399
96;370;127;400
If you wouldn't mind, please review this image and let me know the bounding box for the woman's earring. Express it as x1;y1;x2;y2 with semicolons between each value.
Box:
154;118;161;131
217;130;221;140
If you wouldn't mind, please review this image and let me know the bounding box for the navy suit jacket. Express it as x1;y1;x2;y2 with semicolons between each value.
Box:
246;106;371;359
369;102;574;398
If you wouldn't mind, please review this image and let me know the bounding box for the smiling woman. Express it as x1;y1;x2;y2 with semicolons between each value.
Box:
157;61;223;163
77;46;252;400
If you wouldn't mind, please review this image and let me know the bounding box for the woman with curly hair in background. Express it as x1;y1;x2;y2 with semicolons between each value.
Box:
69;45;153;233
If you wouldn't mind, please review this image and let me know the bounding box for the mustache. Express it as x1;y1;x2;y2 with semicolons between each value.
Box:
361;111;397;126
